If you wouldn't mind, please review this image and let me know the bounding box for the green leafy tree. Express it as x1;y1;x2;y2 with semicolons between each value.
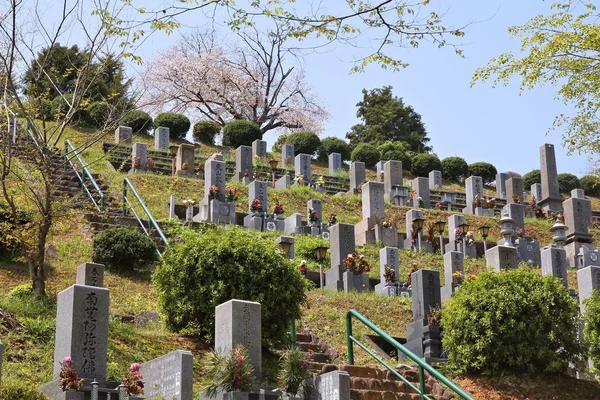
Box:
318;137;350;161
580;175;600;196
351;143;380;168
557;173;580;193
522;169;541;189
346;86;431;153
378;141;412;171
468;162;497;185
441;156;468;181
412;154;442;177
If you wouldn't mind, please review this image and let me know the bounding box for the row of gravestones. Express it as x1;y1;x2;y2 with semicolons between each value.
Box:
19;260;345;400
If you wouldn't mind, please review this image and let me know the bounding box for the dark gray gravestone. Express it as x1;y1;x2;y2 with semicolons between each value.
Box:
485;245;518;272
234;146;253;182
140;350;193;400
412;177;430;209
563;197;593;243
205;158;227;202
326;223;355;291
442;251;464;300
505;177;523;204
349;161;365;191
251;139;267;159
464;176;483;214
215;300;262;382
295;154;312;184
539;143;562;211
502;203;526;232
541;246;568;288
496;172;509;199
328;152;342;174
282;144;295;166
307;199;323;223
411;269;441;323
248;180;268;213
53;285;110;382
374;247;399;296
383;160;402;202
311;370;350;400
578;266;600;312
515;237;541;266
361;181;384;220
75;262;104;288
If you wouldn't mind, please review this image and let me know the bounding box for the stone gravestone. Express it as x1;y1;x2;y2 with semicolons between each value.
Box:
176;144;195;175
441;251;464;300
496;173;509;199
326;223;355;291
114;125;132;145
539;143;562;212
282;144;295;166
572;188;585;199
502;203;526;233
252;139;267;159
244;180;269;231
516;237;541;266
376;161;385;182
349;162;366;193
329;153;342;175
284;213;303;235
311;370;350;400
131;142;148;171
443;214;475;259
485;245;518;272
154;126;170;150
405;269;442;359
234;145;253;183
195;157;235;224
374;247;400;296
295;154;312;184
578;266;600;312
215;300;262;381
355;182;384;246
505;177;523;204
429;170;442;190
403;209;433;254
275;175;291;190
307;199;323;236
577;247;600;269
531;183;542;202
140;350;194;400
412;177;430;208
541;246;568;288
75;263;104;287
563;196;594;266
383;160;402;202
464;176;483;214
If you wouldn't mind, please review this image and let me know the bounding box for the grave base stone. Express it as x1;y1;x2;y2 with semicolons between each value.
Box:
354;217;377;247
578;266;600;313
243;214;264;231
311;370;351;400
565;242;598;268
485;246;518;272
441;251;464;301
516;237;541;266
275;175;291;190
325;266;344;291
140;350;193;400
195;199;236;224
374;225;399;247
284;213;303;235
343;271;370;293
474;207;494;217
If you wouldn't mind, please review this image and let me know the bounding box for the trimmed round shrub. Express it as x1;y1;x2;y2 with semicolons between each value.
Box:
441;269;581;374
580;175;600;196
522;169;541;189
378;141;411;171
411;154;442;177
92;227;158;273
318;137;350;161
467;162;497;185
351;143;380;167
85;101;111;128
121;110;153;135
153;227;309;343
193;120;221;145
441;157;468;181
222;120;263;148
583;291;600;373
154;112;191;140
0;384;49;400
283;131;321;156
558;173;580;193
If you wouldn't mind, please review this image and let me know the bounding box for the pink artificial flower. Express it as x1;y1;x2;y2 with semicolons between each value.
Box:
129;363;141;372
63;356;73;365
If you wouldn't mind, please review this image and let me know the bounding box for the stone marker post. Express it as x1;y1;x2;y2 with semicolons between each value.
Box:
541;246;568;288
282;144;295;166
429;170;442;189
140;350;194;400
383;160;403;202
329;153;342;175
154;127;170;150
464;176;483;214
496;172;508;199
326;223;355;291
295;154;312;184
114;126;132;145
234;145;253;183
539;143;562;212
349;162;366;192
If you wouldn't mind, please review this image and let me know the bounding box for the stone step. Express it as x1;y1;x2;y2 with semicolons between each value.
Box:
310;352;331;364
340;365;386;380
350;389;422;400
296;333;313;343
350;377;411;393
297;341;322;352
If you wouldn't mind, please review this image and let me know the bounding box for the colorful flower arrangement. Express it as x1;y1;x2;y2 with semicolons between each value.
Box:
472;194;482;208
273;203;284;215
181;162;189;171
465;231;475;246
316;176;325;187
308;208;319;223
250;199;262;213
454;228;463;242
434;201;445;210
59;356;84;392
203;344;257;397
299;260;307;274
182;199;196;206
383;264;396;283
382;219;394;229
328;212;337;225
484;197;496;209
409;189;417;198
294;172;305;186
343;253;371;273
226;188;240;202
452;270;464;285
417;197;424;208
124;362;145;396
209;185;221;200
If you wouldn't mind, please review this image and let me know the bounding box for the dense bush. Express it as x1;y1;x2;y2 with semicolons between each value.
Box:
222;120;263;148
411;154;442;177
0;384;49;400
154;227;309;343
442;269;581;374
193;120;221;145
86;101;111;127
441;157;468;181
557;173;580;193
580;175;600;196
378;141;411;171
92;228;158;273
121;110;153;135
467;162;497;185
318;137;350;161
351;143;380;167
283;131;321;156
583;291;600;373
154;112;191;140
522;169;541;189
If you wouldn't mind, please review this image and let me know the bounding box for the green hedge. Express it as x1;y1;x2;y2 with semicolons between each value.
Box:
92;228;158;273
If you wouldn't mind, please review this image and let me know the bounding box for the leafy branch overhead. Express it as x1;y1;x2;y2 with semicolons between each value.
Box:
102;0;467;71
472;0;600;157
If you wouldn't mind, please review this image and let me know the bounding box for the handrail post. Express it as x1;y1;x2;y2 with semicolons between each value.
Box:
346;314;354;365
290;320;296;349
122;180;127;216
100;195;105;212
419;366;426;400
63;142;68;172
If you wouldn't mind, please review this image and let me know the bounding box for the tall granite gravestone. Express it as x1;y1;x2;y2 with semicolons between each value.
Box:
429;170;442;189
441;251;464;300
485;245;518;272
75;263;104;287
252;139;267;159
376;161;385;182
282;144;295;166
176;144;195;175
496;172;509;199
295;154;312;184
578;266;600;312
140;350;194;400
374;247;402;296
563;196;595;266
195;157;235;224
307;199;323;236
412;177;430;208
443;214;476;258
154;126;170;150
502;203;526;232
505;177;524;204
355;182;385;246
114;126;132;145
215;300;262;381
275;175;291;190
243;180;269;231
326;223;355;291
383;160;403;202
403;209;433;254
131;142;148;171
531;183;542;202
541;246;568;288
234;145;253;183
349;162;366;193
539;143;562;212
311;371;351;400
329;153;342;175
463;176;483;214
405;269;442;359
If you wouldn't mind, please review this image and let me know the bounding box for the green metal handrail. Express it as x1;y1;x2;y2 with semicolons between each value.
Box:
346;309;473;400
64;139;105;211
122;178;169;255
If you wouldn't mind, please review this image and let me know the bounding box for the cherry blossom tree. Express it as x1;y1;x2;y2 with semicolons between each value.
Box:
140;27;329;135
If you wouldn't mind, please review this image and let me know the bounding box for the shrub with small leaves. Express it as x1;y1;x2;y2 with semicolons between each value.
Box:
155;112;191;140
202;344;258;398
193;120;221;145
522;169;541;189
411;154;442;177
0;384;50;400
222;120;263;148
467;162;497;185
441;156;468;181
580;175;600;196
92;227;158;273
121;110;153;134
351;143;380;167
583;291;600;373
557;173;580;193
318;137;350;161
